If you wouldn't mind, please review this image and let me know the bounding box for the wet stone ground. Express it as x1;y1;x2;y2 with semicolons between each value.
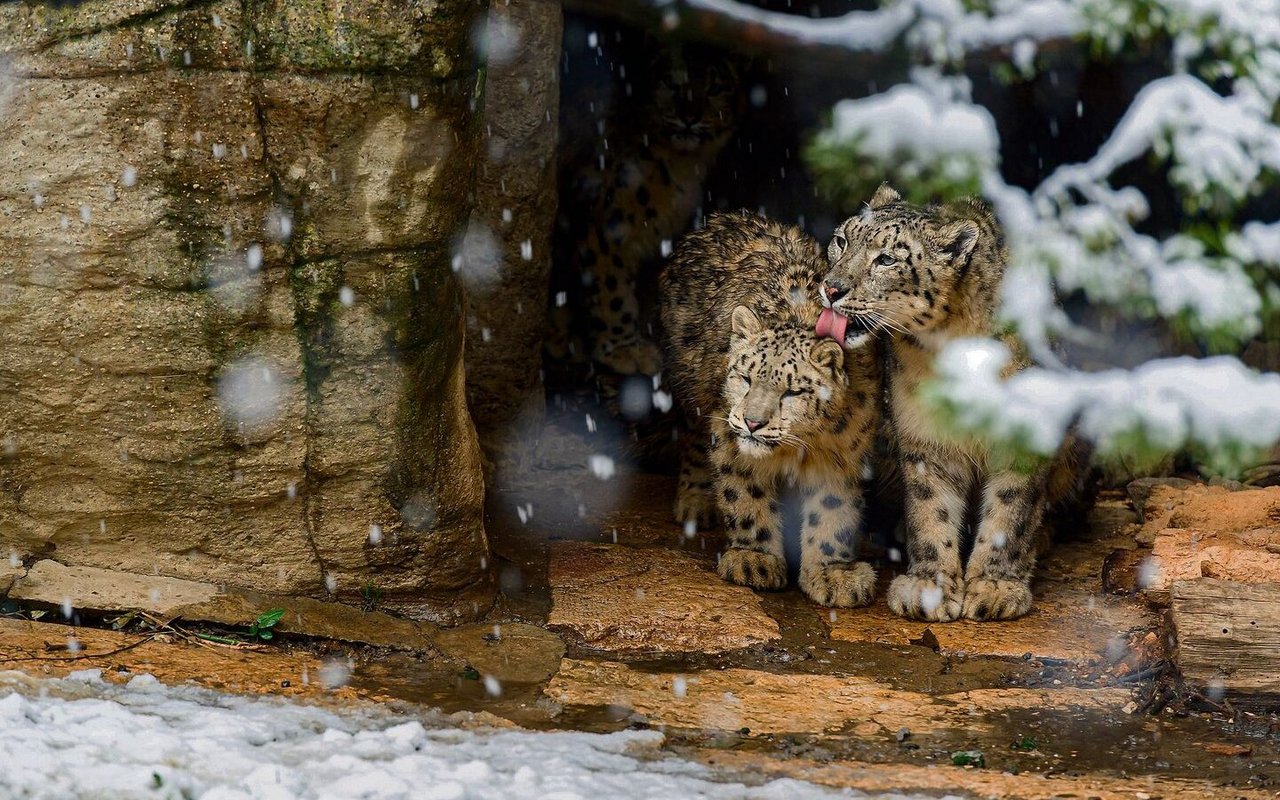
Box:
4;420;1280;799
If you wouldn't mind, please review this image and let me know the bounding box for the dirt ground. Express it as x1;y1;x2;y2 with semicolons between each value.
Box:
3;420;1279;799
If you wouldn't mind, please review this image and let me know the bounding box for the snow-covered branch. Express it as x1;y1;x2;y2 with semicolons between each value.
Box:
563;0;1086;71
930;339;1280;474
794;2;1280;468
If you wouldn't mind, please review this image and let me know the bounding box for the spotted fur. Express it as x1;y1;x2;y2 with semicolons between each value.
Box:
822;185;1087;622
550;47;741;376
661;212;883;608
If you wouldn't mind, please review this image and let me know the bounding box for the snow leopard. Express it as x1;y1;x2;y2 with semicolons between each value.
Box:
818;185;1088;621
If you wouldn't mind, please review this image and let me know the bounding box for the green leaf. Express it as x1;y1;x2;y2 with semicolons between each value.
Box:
259;629;274;641
951;750;986;767
255;608;286;630
1011;735;1038;751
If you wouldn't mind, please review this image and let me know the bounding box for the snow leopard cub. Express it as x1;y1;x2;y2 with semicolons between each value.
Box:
661;211;883;607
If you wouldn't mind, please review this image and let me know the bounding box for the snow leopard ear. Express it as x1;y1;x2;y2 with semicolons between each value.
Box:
809;339;845;378
730;305;762;340
868;183;902;210
937;219;981;262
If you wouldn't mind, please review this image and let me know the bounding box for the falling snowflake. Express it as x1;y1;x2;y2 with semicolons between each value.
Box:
588;454;615;480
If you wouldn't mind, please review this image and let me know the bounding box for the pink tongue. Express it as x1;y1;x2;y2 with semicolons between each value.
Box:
816;308;848;345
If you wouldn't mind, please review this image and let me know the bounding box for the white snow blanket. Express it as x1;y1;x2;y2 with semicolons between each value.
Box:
0;670;942;800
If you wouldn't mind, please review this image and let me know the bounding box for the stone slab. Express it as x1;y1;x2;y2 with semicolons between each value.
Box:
700;751;1274;800
826;499;1154;665
547;542;780;655
0;617;338;699
825;583;1150;665
6;560;436;652
546;659;1129;737
434;622;564;684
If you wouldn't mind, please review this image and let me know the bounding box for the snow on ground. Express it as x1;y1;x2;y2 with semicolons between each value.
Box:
0;670;938;800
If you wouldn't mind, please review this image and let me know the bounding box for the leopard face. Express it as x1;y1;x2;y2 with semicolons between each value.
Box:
722;308;846;459
649;48;740;153
821;186;980;336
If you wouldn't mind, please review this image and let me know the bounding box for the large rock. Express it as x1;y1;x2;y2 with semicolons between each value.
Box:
1141;527;1280;604
1120;484;1280;605
545;659;1130;736
1135;484;1280;540
547;542;781;655
0;0;492;623
462;0;561;459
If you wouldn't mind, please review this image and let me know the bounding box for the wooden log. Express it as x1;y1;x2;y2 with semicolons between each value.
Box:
1168;578;1280;706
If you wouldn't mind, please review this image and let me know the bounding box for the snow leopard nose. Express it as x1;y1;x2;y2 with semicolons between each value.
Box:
744;417;768;433
823;282;848;303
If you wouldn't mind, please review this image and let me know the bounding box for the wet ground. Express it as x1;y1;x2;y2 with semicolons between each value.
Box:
4;419;1279;799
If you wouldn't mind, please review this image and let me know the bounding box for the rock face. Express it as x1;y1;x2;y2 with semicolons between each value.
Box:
1130;484;1280;604
0;0;492;623
462;0;561;459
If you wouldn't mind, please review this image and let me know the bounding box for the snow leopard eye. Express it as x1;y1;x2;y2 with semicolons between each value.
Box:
831;234;848;255
874;252;897;267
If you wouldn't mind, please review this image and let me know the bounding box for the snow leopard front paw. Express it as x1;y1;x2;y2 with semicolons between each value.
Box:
674;483;717;530
887;573;963;622
961;578;1033;620
718;548;787;591
799;561;876;608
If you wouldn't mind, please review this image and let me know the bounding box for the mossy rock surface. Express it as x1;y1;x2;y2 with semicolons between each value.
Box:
0;0;491;624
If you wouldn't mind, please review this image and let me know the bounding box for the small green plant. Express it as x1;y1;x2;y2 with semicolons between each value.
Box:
188;608;287;646
247;608;286;641
360;582;383;613
458;666;480;681
951;750;986;767
1010;735;1038;752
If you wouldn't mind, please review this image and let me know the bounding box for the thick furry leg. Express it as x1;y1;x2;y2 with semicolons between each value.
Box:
586;233;661;375
593;331;662;376
798;474;875;607
962;471;1047;620
712;436;787;591
673;429;717;529
887;453;967;622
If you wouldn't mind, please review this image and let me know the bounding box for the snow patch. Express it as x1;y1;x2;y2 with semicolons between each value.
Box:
0;675;874;800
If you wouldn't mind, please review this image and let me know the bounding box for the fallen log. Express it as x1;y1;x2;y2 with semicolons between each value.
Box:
1168;578;1280;708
